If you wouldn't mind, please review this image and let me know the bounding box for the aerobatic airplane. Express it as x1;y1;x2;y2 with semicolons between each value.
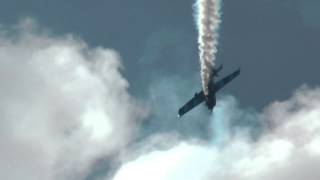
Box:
178;65;240;117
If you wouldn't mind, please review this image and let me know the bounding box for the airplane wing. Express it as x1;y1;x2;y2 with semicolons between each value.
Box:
178;91;205;117
215;68;240;92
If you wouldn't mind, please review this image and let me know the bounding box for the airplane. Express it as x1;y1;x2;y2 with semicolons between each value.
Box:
178;65;240;117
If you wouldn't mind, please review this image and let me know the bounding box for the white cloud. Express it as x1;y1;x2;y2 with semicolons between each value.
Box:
113;86;320;180
0;19;145;180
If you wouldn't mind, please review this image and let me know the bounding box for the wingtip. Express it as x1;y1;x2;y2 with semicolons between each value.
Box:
236;68;241;74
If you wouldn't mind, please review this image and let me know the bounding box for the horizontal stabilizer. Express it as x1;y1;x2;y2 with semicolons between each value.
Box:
213;64;223;77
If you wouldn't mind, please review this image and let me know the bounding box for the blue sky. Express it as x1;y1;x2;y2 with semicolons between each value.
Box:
1;0;319;108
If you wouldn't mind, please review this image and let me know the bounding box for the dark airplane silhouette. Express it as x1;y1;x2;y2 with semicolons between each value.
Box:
178;65;240;117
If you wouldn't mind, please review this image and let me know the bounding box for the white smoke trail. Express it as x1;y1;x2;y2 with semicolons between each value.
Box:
194;0;222;95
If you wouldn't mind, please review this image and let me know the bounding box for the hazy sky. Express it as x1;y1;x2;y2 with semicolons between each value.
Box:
1;0;319;108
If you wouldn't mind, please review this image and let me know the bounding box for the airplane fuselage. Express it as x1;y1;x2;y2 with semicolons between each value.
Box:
205;79;216;110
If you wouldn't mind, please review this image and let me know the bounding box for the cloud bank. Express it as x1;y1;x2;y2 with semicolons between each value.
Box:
0;19;145;180
113;86;320;180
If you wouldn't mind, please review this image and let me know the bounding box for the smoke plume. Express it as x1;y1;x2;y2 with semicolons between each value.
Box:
194;0;222;95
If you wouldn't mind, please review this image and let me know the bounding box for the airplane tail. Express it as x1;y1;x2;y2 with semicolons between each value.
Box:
212;64;223;77
214;68;240;92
